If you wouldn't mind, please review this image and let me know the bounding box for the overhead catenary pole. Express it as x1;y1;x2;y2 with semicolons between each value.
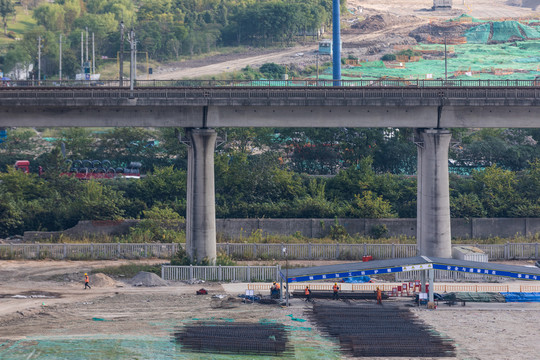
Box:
134;34;137;81
444;34;448;83
85;27;89;62
80;32;83;72
332;0;341;86
92;32;95;74
37;36;41;85
59;34;62;81
119;21;124;87
129;28;135;91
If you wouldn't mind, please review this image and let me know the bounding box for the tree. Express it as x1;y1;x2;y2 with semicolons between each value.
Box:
33;3;66;32
0;0;15;36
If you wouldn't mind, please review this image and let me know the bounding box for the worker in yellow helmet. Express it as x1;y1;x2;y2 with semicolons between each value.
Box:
84;273;91;290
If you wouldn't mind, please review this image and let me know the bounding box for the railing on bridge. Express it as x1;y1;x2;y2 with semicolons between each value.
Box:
1;79;539;88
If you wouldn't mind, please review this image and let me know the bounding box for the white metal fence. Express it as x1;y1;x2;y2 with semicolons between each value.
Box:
0;242;538;261
0;243;180;260
161;265;281;282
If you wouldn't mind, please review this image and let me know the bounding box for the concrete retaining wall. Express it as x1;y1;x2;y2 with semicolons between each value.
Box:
23;218;540;242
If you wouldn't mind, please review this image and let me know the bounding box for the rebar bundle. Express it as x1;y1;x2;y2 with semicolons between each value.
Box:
172;322;293;356
308;303;455;358
292;290;389;300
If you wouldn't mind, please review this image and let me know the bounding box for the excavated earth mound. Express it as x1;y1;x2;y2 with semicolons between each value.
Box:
352;14;419;33
91;273;119;287
409;23;474;43
130;271;168;287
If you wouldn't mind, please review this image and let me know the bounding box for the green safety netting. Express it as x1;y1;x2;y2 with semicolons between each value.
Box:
466;21;540;43
465;23;492;43
315;41;540;81
517;41;540;50
447;13;486;23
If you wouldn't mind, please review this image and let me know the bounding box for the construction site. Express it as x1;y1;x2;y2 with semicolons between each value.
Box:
0;258;539;359
0;0;539;359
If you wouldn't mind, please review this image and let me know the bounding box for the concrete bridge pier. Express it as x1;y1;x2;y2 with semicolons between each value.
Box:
185;128;217;264
416;129;452;258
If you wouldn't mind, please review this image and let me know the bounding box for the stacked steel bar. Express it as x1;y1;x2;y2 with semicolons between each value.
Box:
309;303;455;358
292;290;389;300
172;322;292;356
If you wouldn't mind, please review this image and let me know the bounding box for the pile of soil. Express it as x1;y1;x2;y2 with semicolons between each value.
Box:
352;14;419;33
409;23;474;43
91;273;118;288
130;271;168;287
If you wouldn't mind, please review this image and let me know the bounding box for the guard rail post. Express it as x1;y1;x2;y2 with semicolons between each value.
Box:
189;265;193;282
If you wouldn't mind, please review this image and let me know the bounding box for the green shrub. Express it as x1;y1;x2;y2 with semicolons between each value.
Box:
370;224;389;238
381;53;396;61
329;218;348;241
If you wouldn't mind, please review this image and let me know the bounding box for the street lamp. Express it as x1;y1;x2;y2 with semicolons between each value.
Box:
282;246;289;307
438;31;448;83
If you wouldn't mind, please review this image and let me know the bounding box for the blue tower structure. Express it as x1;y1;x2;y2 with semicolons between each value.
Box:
332;0;341;86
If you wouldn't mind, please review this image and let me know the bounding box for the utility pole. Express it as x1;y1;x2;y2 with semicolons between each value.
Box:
119;21;124;87
316;51;319;81
38;36;41;85
444;34;448;83
59;34;62;81
134;33;137;82
129;28;135;91
80;32;83;73
85;27;89;62
92;32;95;74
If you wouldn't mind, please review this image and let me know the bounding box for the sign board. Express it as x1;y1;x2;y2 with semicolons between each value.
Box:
433;263;540;280
402;263;433;272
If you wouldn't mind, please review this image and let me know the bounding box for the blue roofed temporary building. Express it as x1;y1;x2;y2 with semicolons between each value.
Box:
280;256;540;303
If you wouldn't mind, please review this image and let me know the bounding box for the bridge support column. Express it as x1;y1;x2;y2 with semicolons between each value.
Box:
185;128;217;264
416;129;452;258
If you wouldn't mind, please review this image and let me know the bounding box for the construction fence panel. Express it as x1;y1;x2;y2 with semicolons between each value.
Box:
0;243;538;261
162;265;280;282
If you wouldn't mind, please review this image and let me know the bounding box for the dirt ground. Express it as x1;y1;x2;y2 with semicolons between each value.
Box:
0;260;540;359
150;0;538;80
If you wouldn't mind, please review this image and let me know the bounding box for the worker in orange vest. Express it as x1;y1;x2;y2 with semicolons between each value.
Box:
84;273;91;290
376;287;382;304
270;282;280;298
332;283;339;300
304;286;311;302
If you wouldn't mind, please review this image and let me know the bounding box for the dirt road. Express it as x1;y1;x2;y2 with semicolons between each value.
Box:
149;20;428;80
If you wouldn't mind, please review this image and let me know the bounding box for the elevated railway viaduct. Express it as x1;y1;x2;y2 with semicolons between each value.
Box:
0;80;538;263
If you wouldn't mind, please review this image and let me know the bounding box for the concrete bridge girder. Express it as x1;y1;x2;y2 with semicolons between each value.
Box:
1;105;539;128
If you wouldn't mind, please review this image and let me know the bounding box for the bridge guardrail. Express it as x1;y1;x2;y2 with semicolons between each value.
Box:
0;79;538;88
